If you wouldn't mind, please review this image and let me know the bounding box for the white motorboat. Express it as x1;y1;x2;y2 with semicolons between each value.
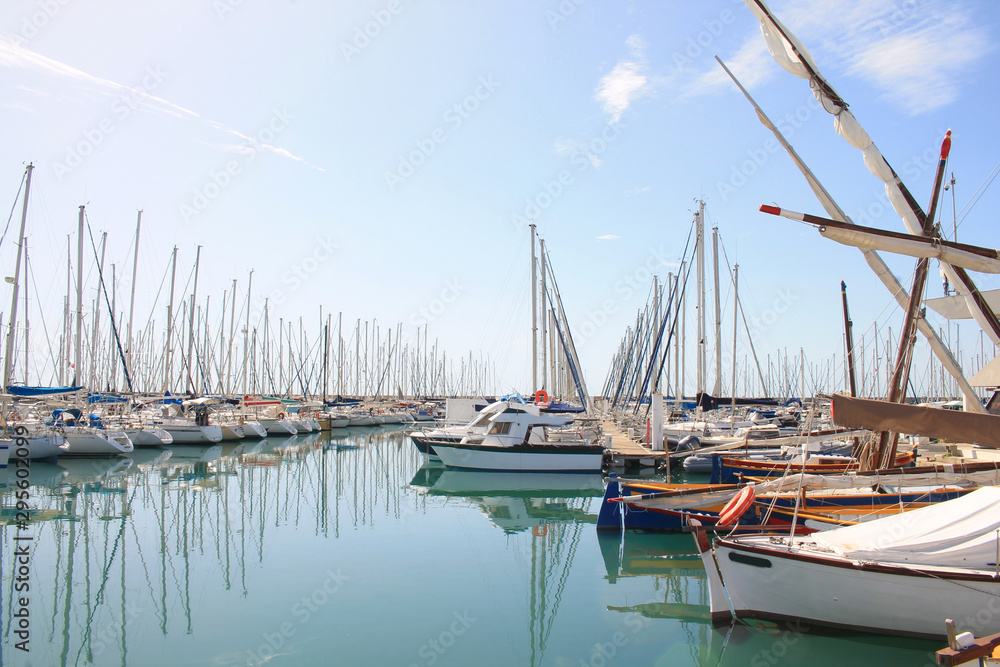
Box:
410;400;512;461
0;439;8;468
692;486;1000;639
426;400;604;472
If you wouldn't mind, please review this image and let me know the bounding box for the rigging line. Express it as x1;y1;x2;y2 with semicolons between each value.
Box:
956;158;1000;230
27;245;60;382
0;169;26;253
85;215;133;392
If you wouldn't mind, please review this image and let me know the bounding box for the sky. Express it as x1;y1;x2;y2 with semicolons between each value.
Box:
1;0;999;398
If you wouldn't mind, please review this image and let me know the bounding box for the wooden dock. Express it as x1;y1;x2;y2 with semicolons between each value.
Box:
601;419;665;469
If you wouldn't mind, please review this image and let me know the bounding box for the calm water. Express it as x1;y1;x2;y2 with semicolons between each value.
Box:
1;426;941;666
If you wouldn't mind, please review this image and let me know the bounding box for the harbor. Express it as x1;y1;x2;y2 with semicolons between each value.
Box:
2;1;1000;665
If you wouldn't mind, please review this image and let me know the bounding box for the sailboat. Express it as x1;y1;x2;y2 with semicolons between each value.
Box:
687;0;1000;640
692;487;1000;638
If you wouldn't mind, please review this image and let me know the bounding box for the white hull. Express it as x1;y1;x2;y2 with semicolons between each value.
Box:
8;434;70;459
241;421;267;439
699;536;1000;638
0;440;8;467
161;423;224;444
329;418;350;429
219;423;246;441
63;428;133;455
348;415;377;426
260;418;296;435
291;419;313;433
126;427;173;447
432;443;604;472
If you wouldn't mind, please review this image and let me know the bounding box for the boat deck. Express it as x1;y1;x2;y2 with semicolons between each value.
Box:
601;420;665;469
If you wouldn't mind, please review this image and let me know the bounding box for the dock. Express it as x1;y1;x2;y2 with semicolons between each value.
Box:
601;419;665;470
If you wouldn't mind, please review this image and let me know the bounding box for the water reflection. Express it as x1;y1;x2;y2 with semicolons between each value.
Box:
411;465;604;667
0;425;419;667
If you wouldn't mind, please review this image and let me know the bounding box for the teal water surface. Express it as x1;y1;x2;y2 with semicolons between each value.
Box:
1;427;942;666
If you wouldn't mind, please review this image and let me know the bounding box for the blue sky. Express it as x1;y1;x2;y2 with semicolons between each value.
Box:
1;0;998;397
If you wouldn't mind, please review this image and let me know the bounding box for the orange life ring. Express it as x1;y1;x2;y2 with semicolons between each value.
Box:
278;412;286;419
534;390;549;405
716;485;755;527
533;525;548;537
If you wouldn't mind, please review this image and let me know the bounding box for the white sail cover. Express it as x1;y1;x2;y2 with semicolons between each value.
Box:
743;0;1000;346
926;289;1000;320
813;486;1000;568
818;227;1000;274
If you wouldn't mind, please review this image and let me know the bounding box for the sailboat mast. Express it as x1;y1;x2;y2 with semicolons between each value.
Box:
226;278;236;395
62;234;70;386
3;163;32;390
186;245;202;393
163;246;178;392
540;237;547;392
242;270;253;395
712;226;722;396
841;281;857;397
530;223;538;392
695;199;705;398
127;211;141;387
22;235;29;385
74;205;84;387
89;231;107;388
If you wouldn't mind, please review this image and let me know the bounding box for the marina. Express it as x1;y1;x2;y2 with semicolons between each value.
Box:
0;427;947;666
2;0;1000;665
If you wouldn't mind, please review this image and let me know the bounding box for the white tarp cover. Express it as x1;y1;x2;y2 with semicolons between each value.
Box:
813;486;1000;568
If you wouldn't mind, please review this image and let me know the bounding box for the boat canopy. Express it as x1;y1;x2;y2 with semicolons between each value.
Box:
830;393;1000;447
88;393;127;403
8;385;83;397
813;486;1000;568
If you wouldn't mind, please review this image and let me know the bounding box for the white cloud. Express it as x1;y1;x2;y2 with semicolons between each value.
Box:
626;186;650;196
595;34;649;122
688;0;991;114
596;234;620;240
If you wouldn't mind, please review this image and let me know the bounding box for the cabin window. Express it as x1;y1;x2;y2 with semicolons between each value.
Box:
489;421;512;435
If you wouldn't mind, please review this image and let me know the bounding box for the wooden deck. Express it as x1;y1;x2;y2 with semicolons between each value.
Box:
601;419;665;468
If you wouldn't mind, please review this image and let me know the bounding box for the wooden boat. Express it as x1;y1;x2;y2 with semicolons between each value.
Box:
710;450;916;484
692;487;1000;638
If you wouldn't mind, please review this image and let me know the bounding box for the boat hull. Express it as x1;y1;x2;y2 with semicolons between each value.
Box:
63;429;133;455
219;423;246;441
260;419;296;435
431;441;604;472
126;427;174;447
161;424;224;444
706;538;1000;639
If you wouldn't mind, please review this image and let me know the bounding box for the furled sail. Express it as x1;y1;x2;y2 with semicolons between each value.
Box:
715;56;985;412
743;0;1000;346
759;205;1000;274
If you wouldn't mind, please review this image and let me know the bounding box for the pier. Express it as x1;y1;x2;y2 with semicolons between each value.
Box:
601;419;665;470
